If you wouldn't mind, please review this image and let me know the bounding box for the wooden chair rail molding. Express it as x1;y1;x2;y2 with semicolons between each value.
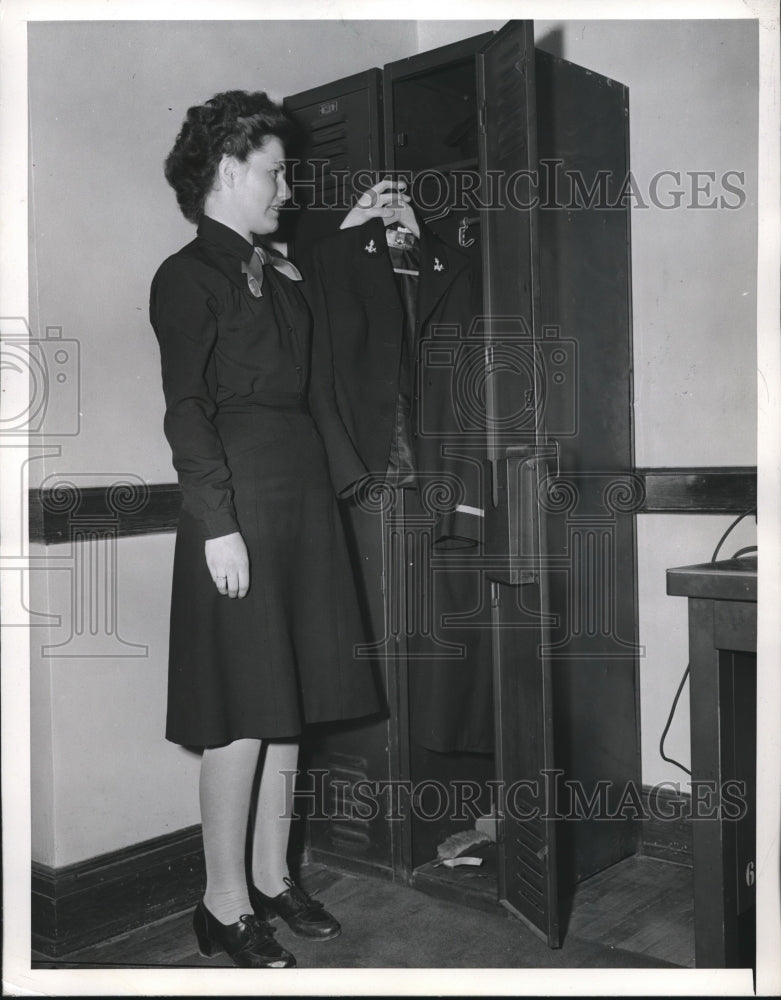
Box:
28;467;757;545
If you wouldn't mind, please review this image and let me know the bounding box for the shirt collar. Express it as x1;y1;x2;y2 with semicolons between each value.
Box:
197;215;255;260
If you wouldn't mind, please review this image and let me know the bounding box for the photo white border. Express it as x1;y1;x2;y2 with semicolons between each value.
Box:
2;0;778;996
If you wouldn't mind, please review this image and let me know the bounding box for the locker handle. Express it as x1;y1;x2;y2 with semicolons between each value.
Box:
507;449;541;585
487;442;557;585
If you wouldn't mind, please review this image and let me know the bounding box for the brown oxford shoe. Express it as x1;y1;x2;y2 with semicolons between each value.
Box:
193;900;296;968
250;876;341;940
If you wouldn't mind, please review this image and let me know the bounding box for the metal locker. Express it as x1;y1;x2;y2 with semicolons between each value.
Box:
285;19;640;944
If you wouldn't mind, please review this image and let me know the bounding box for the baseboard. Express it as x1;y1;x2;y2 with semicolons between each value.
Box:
639;785;693;867
308;846;396;883
31;825;206;958
32;785;691;957
31;823;317;959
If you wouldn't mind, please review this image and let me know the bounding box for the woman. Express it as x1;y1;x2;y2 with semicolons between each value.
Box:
150;90;391;969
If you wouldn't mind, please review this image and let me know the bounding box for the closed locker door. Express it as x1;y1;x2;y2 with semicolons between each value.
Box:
284;69;384;250
283;70;403;876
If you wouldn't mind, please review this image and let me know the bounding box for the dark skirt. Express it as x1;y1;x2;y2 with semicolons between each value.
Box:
165;405;383;747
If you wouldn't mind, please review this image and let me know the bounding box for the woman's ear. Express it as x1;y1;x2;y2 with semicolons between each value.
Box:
216;154;239;190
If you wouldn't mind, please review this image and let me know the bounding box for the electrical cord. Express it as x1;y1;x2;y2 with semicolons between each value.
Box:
710;508;756;563
658;507;757;777
659;664;691;776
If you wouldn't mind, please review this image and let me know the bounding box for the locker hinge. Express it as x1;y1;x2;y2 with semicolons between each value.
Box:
478;102;487;134
490;581;501;607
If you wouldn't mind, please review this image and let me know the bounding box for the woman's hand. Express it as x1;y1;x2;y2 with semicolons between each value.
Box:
205;531;250;598
340;178;419;236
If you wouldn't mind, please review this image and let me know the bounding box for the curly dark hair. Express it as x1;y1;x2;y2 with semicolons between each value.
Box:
164;90;292;224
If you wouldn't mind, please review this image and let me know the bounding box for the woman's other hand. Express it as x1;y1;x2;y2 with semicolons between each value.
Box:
205;532;250;598
340;178;419;235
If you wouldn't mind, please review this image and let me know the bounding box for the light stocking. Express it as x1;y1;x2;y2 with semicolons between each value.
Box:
199;738;262;925
250;740;300;897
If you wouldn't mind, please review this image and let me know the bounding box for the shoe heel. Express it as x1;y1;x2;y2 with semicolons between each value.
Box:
193;902;217;958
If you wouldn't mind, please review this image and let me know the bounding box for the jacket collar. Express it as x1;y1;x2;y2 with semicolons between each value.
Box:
353;216;470;331
417;218;470;330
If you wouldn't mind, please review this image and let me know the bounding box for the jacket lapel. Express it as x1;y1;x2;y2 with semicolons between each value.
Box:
348;217;403;313
415;223;470;333
340;216;471;339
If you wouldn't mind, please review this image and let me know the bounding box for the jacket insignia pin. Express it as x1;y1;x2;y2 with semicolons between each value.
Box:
433;256;446;272
364;238;377;254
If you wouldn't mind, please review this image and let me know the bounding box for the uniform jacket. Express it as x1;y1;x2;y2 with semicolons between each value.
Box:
302;216;486;546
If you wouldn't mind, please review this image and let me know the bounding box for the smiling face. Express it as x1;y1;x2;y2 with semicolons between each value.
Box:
237;136;290;236
215;135;290;240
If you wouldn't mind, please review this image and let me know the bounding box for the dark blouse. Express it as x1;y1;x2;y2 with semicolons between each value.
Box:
150;216;310;539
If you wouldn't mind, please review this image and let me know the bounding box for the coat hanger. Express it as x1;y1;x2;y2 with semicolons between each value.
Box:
457;214;481;248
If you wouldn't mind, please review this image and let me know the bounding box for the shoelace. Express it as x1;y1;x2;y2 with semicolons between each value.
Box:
239;913;277;943
236;915;289;967
283;877;325;911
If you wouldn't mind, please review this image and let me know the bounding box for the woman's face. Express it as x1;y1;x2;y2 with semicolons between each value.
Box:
230;136;290;236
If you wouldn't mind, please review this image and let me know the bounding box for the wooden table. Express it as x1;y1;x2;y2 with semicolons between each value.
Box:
666;555;756;968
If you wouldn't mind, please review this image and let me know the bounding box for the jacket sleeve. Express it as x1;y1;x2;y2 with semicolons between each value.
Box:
300;243;369;497
150;256;240;539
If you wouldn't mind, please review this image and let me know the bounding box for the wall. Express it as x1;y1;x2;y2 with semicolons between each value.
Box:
30;535;182;864
533;19;758;786
28;18;758;867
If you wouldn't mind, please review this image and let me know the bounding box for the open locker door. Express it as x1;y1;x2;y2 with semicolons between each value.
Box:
477;20;561;947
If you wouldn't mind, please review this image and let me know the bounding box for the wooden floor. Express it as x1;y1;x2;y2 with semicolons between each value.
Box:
33;854;694;970
563;854;695;967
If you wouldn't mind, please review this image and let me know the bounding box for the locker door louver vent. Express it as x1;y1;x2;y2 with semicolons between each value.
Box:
492;45;527;165
507;821;547;917
324;752;372;855
309;117;350;199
